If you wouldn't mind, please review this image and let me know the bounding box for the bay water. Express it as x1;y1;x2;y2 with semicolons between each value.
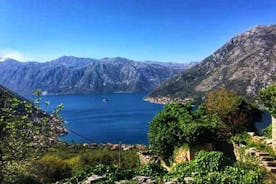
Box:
38;93;163;145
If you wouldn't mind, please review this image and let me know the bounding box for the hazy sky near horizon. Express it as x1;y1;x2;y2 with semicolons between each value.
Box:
0;0;275;62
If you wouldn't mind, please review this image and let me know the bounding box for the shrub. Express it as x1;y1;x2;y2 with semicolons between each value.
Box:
192;151;230;174
192;165;264;184
166;151;265;184
30;146;139;183
45;146;139;169
263;124;272;138
259;84;276;117
167;151;229;180
166;162;196;180
204;89;262;134
148;103;220;160
70;164;135;184
231;132;276;157
230;132;251;145
136;163;167;178
31;155;72;183
12;175;41;184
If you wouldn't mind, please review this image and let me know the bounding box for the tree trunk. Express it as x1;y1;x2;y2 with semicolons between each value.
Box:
272;116;276;150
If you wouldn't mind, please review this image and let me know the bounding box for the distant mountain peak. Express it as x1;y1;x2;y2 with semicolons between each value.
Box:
147;25;276;102
56;55;77;60
0;56;194;95
0;57;20;63
100;57;134;62
53;55;91;61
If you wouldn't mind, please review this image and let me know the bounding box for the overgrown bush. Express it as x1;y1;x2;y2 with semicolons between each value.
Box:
263;124;272;138
148;103;222;160
166;151;265;184
70;164;135;184
259;84;276;117
41;145;139;169
167;151;230;180
192;151;231;174
31;146;139;183
12;175;41;184
192;166;264;184
230;132;251;145
32;155;72;183
135;163;167;178
204;89;262;134
149;90;263;161
231;132;276;157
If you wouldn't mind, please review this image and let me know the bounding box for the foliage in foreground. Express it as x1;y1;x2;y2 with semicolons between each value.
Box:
231;132;276;157
70;163;166;184
204;89;262;133
259;84;276;117
16;150;268;184
166;151;265;184
148;89;262;161
69;164;135;184
263;124;272;138
30;145;139;183
21;144;166;183
0;90;64;183
148;103;222;160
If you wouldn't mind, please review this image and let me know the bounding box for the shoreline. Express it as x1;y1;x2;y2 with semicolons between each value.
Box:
144;96;193;104
65;142;147;151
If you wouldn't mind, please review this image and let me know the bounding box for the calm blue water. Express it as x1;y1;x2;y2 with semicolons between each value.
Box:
37;93;163;145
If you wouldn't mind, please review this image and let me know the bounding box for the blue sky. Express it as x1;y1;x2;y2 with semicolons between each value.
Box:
0;0;275;62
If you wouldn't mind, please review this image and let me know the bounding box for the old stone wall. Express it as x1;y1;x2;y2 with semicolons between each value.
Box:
272;117;276;150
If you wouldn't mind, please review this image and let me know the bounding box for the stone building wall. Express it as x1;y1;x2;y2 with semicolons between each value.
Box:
272;117;276;150
173;143;213;164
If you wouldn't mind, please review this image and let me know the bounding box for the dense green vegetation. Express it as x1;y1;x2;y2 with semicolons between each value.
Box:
1;85;275;183
0;90;64;183
29;145;140;183
29;147;267;184
166;151;265;184
148;89;262;161
148;103;222;160
259;84;276;117
259;84;275;139
231;132;276;157
263;124;272;138
205;89;262;134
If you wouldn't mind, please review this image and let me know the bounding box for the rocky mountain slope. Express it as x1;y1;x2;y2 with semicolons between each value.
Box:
147;25;276;103
0;56;193;95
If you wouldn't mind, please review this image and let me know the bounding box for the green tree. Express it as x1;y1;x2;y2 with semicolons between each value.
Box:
204;89;262;134
259;84;276;149
148;103;220;160
263;124;272;138
259;84;276;117
0;89;64;183
148;90;262;161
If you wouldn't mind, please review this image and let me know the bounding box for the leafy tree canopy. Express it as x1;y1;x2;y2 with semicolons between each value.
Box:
204;89;262;133
259;84;276;117
148;103;222;160
0;89;64;183
149;89;262;160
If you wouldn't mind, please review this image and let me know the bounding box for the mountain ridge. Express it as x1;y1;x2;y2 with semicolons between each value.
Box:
0;56;195;95
147;25;276;103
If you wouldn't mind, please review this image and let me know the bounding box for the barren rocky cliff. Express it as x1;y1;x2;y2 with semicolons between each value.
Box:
147;25;276;102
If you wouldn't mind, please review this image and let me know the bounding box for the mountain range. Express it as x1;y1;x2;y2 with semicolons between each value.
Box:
147;25;276;103
0;56;195;95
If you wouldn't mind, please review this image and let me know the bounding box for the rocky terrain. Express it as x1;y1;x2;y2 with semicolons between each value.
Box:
0;56;194;95
147;25;276;103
